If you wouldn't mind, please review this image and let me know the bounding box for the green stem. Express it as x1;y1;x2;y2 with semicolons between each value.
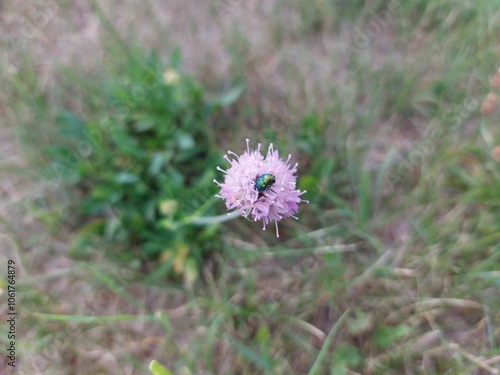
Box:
189;211;240;226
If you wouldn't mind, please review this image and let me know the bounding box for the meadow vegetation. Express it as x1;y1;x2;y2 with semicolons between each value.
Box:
1;0;500;374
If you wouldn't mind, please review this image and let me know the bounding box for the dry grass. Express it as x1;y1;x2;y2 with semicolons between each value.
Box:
1;0;500;374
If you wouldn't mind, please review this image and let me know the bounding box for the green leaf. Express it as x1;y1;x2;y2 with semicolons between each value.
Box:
116;172;139;184
148;360;173;375
149;152;168;175
110;129;142;157
166;167;184;187
347;309;373;335
133;117;156;132
373;324;412;349
210;85;245;107
175;131;196;150
56;110;86;138
255;325;270;344
229;338;273;371
331;344;361;374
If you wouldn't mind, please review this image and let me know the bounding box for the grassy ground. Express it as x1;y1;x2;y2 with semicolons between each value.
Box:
1;0;500;374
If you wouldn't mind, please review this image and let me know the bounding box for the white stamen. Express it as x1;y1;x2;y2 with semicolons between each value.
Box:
227;150;239;158
268;143;274;157
223;155;236;165
216;166;227;174
246;138;250;153
257;143;262;153
275;221;279;238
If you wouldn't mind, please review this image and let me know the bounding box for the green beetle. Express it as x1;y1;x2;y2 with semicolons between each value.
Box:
255;173;276;193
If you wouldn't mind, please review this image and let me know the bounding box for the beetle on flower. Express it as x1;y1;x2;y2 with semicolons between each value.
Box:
214;139;308;237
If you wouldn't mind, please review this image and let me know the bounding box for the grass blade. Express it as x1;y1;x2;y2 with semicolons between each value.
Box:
308;309;350;375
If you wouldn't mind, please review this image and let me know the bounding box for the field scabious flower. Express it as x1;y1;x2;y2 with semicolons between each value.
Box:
214;139;308;237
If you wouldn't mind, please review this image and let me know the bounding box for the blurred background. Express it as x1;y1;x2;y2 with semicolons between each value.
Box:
1;0;500;374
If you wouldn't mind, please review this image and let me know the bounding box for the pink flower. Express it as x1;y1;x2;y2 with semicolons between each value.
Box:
214;139;308;237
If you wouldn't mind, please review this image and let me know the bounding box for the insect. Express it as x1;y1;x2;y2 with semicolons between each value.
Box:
255;173;276;193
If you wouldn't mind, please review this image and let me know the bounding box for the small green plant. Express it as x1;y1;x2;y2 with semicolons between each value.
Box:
148;360;173;375
45;48;243;281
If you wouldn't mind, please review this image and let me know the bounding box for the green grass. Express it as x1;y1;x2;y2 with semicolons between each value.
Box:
1;0;500;374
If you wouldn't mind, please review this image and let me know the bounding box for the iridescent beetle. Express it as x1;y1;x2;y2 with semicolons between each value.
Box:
255;173;276;194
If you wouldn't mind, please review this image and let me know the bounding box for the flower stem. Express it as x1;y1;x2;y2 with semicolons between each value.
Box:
189;211;240;226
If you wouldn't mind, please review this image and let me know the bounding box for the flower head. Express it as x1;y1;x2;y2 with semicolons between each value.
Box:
162;69;180;85
214;139;308;237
